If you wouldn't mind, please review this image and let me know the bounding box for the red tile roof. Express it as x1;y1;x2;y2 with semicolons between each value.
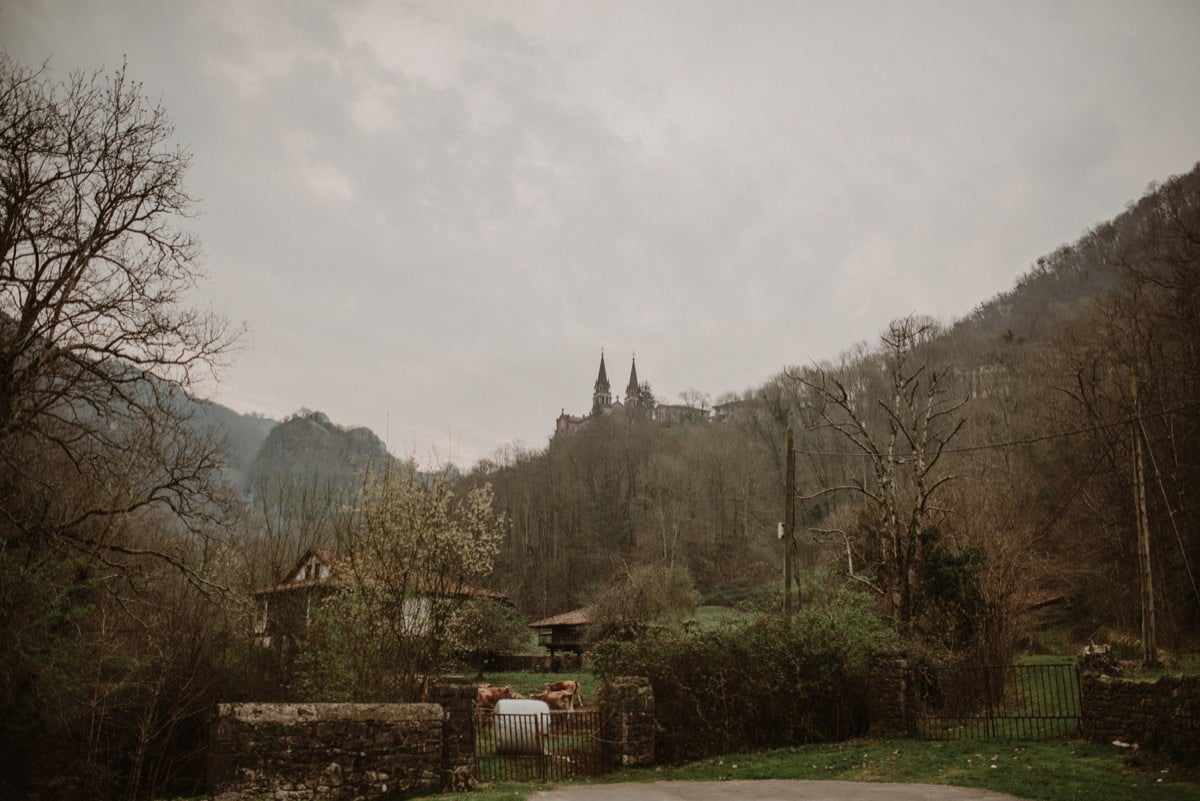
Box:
251;546;510;604
528;607;592;628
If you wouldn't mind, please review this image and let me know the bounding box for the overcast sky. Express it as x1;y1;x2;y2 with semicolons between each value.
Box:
5;1;1199;467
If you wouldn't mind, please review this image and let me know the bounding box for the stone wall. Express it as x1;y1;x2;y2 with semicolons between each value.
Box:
208;702;444;801
1081;673;1200;761
597;676;655;767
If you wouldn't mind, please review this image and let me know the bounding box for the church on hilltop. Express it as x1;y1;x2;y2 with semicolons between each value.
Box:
555;351;655;435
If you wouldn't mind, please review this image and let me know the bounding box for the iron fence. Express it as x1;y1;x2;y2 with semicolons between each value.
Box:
908;660;1082;740
474;709;607;782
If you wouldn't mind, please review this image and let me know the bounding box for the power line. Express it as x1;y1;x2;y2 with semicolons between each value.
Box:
791;402;1198;459
1025;416;1125;545
1138;412;1200;609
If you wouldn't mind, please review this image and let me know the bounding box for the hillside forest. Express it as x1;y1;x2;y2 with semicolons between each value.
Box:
1;53;1198;800
472;163;1200;659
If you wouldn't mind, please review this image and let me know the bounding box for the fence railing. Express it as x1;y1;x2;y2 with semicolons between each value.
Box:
474;709;606;782
907;661;1081;740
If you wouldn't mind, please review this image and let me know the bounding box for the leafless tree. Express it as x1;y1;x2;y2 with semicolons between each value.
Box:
791;315;967;631
0;54;241;800
0;54;240;560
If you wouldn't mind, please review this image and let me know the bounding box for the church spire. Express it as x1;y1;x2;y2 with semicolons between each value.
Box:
626;354;640;404
592;350;612;415
594;350;610;394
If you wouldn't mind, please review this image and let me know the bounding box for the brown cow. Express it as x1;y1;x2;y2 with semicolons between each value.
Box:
476;684;514;710
543;679;580;695
532;689;575;711
543;679;583;708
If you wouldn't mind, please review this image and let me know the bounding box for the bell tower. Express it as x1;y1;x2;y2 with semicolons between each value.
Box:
626;354;641;406
592;350;612;415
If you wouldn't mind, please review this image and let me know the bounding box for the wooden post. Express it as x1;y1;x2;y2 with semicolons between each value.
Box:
784;428;796;615
1132;417;1159;667
1130;371;1158;667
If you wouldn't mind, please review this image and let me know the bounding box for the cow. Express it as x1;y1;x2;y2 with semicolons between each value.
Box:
546;680;583;706
544;681;580;700
476;684;515;711
533;689;575;711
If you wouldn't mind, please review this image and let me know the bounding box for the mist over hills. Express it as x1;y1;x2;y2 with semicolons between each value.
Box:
244;409;388;494
193;401;451;499
189;400;279;490
186;402;390;497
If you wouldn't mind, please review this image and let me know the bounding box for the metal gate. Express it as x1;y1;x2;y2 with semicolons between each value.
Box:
474;709;607;781
908;661;1081;740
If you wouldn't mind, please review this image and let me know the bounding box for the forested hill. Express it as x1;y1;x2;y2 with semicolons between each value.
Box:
951;162;1200;357
466;161;1200;651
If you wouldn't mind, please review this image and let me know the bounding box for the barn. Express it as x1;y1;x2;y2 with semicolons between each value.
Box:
527;607;591;657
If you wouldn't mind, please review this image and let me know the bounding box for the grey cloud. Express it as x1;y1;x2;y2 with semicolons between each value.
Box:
4;0;1199;464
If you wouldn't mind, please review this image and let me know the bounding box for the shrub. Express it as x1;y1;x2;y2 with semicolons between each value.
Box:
592;588;898;761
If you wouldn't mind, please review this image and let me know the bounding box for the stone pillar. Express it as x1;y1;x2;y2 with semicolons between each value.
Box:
598;676;655;768
431;675;477;791
867;652;912;737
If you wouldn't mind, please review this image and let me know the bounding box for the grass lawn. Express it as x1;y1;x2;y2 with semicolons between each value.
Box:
442;738;1200;801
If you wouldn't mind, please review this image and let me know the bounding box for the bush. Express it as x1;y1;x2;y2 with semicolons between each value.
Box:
700;581;775;611
592;588;898;762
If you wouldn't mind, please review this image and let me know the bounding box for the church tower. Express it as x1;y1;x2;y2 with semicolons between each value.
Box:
592;351;612;415
626;355;641;406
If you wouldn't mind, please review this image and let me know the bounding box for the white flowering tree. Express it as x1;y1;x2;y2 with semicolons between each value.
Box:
296;464;505;700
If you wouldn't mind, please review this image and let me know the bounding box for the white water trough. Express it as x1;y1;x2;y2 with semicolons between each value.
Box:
492;698;551;756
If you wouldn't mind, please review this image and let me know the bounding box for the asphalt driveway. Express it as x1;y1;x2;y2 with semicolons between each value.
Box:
531;780;1026;801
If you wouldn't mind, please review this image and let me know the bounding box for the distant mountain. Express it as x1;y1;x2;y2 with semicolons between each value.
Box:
189;400;279;491
191;398;444;500
244;408;389;497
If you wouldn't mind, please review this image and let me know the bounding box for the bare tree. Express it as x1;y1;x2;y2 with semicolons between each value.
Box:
0;54;239;555
0;54;241;800
791;315;966;631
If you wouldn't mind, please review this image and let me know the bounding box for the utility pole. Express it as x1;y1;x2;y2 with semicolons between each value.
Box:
784;427;796;615
1131;374;1158;666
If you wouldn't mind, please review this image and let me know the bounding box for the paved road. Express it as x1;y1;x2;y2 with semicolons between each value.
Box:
531;780;1026;801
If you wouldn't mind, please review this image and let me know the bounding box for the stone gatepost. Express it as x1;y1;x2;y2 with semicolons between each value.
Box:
598;676;655;768
431;675;477;791
867;652;912;737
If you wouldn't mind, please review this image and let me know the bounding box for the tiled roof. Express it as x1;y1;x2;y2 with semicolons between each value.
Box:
251;576;340;596
528;607;592;628
252;547;510;604
440;578;511;603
